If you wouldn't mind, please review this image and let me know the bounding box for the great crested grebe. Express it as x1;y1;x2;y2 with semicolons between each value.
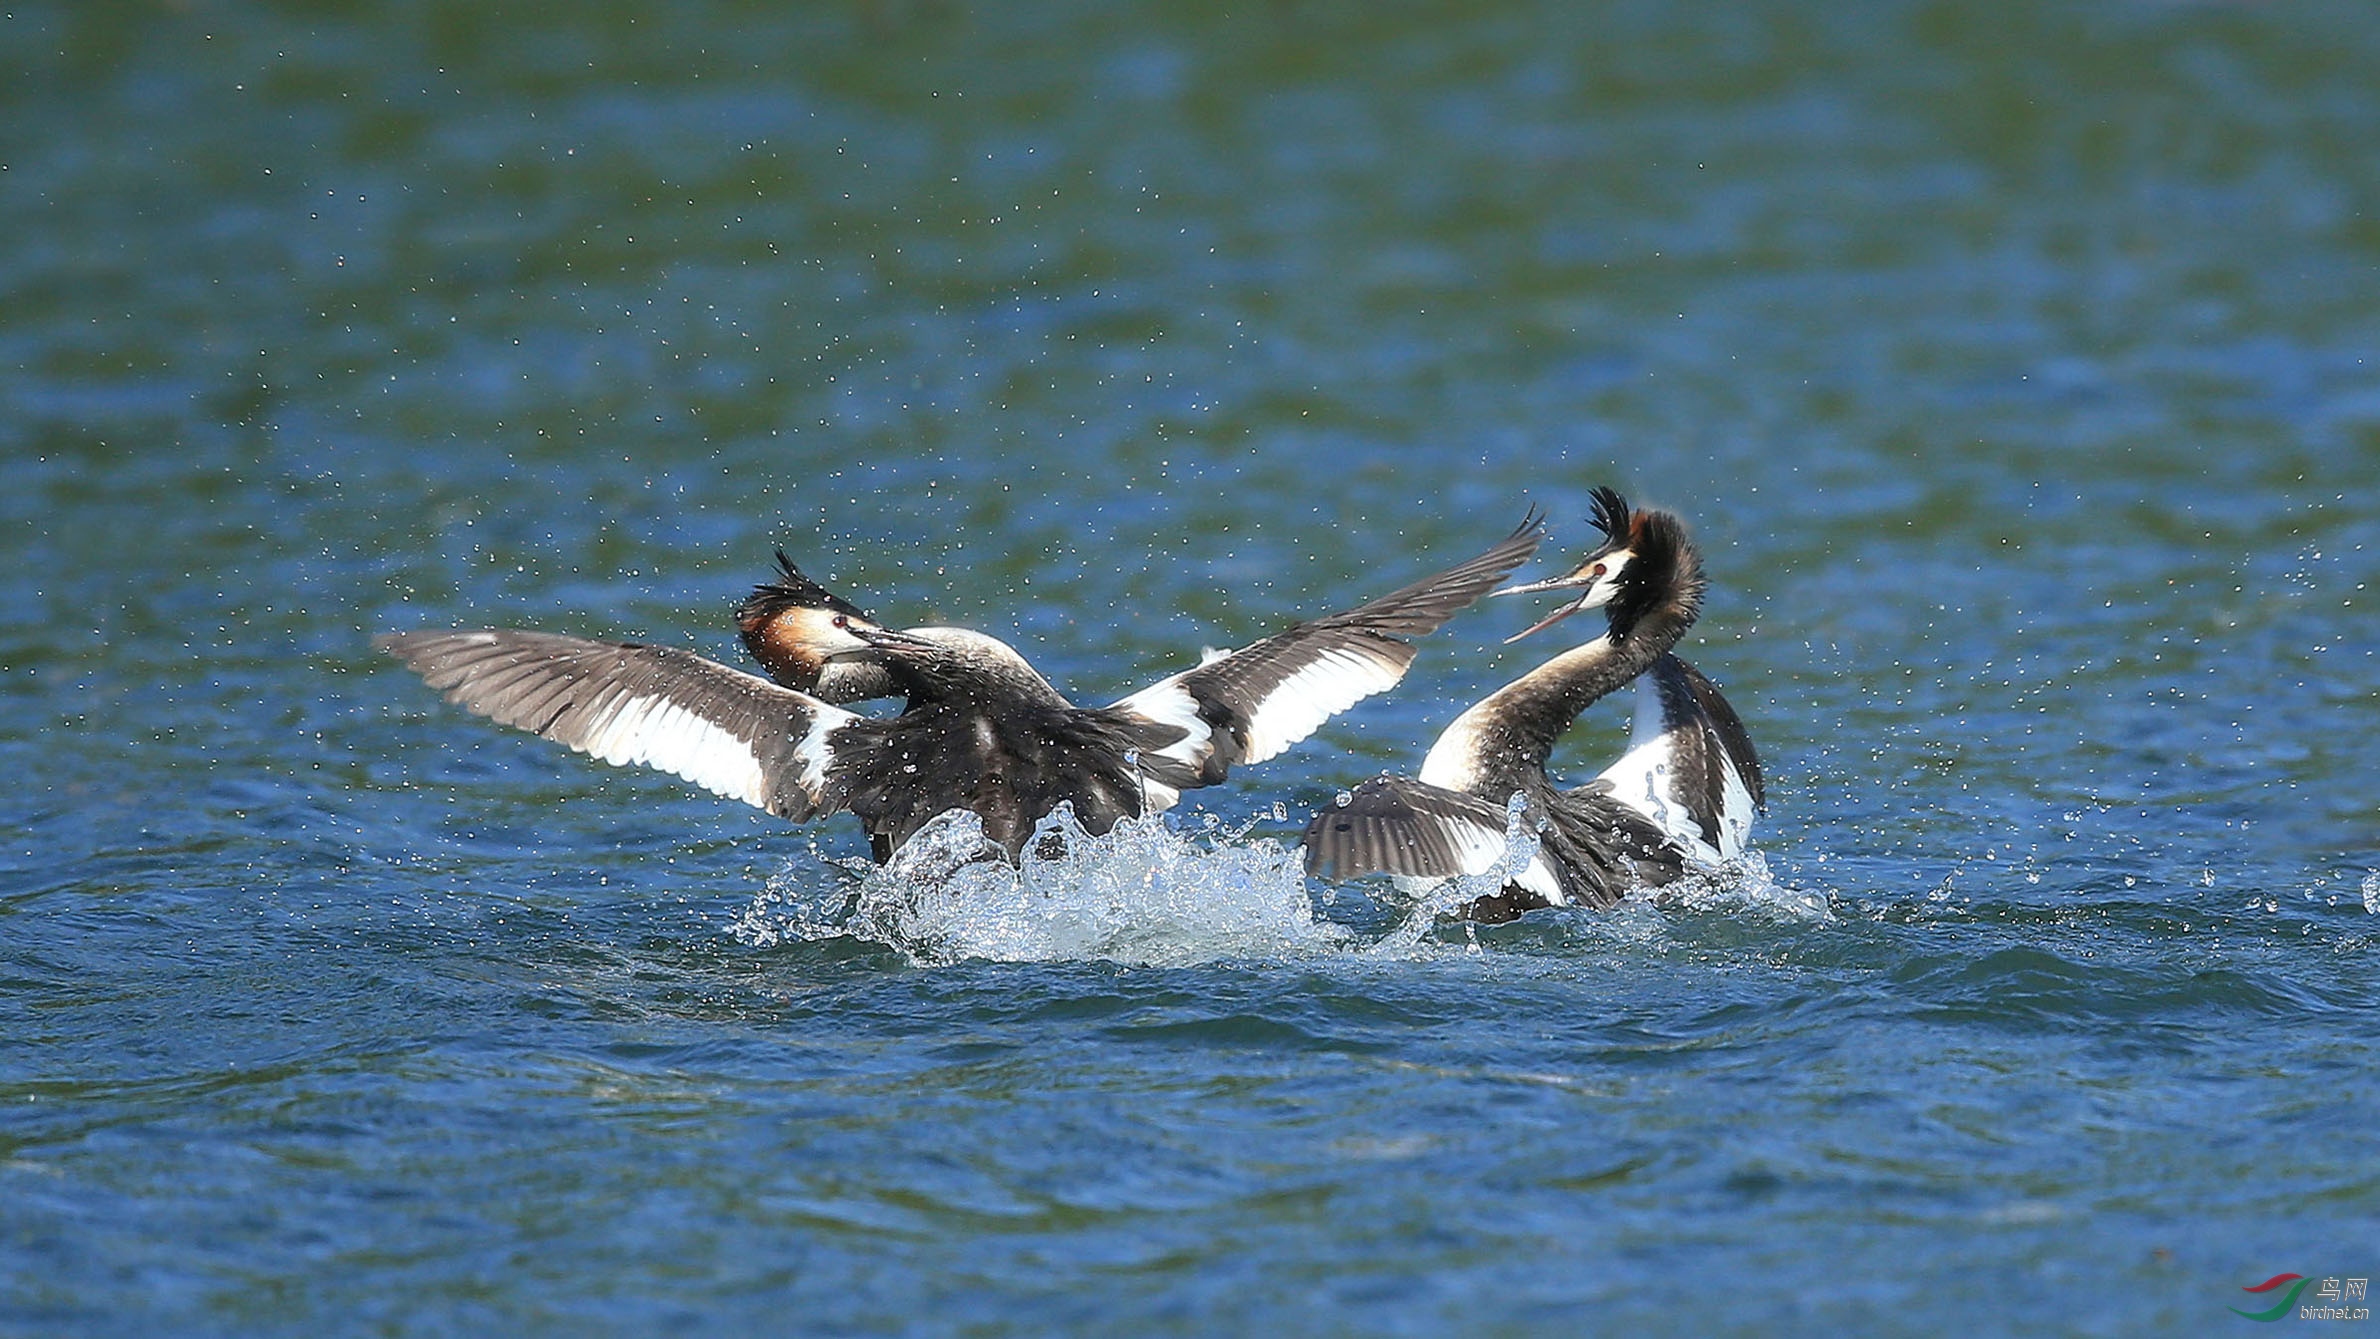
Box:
1301;487;1763;922
731;550;900;703
378;513;1544;862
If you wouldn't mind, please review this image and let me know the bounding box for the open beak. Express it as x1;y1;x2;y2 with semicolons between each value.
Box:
1491;573;1593;598
1500;594;1595;644
1489;562;1612;644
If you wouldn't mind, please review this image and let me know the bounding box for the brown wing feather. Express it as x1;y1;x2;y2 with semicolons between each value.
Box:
377;628;852;821
1116;510;1547;783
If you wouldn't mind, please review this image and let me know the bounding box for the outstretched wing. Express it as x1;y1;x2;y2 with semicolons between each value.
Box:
1300;775;1565;902
1304;774;1684;910
377;628;855;820
1111;510;1545;793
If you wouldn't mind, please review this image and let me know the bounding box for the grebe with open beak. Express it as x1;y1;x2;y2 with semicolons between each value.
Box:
1301;488;1762;922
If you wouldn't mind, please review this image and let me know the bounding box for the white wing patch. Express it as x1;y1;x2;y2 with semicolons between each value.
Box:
1710;756;1758;862
576;691;772;809
788;707;844;797
1450;804;1567;903
1595;675;1730;865
1509;853;1565;901
1234;642;1411;765
1369;795;1566;905
1432;804;1515;876
387;628;857;819
1114;639;1413;780
1385;835;1565;904
1109;672;1215;772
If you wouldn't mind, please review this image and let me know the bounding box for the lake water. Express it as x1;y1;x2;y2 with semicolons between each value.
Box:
6;1;2379;1332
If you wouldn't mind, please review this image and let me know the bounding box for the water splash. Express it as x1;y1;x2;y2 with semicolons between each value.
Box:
731;795;1823;966
1654;850;1834;922
2363;870;2380;915
1359;794;1551;957
735;805;1351;967
1365;796;1830;953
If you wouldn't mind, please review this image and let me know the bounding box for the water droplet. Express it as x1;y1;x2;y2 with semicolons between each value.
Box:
742;807;1349;966
1335;790;1353;808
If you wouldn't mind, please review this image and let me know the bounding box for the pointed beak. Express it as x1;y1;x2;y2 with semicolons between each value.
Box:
1491;555;1618;643
1490;573;1593;597
1501;594;1596;643
849;624;932;654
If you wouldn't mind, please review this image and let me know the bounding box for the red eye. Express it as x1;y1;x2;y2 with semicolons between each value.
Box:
1591;562;1607;578
832;615;849;629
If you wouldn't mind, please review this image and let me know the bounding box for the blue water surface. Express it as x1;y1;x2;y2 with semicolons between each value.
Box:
5;1;2379;1333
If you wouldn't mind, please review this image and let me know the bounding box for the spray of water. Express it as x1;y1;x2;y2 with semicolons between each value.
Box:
735;804;1353;967
731;797;1826;967
1355;795;1832;958
1659;850;1832;921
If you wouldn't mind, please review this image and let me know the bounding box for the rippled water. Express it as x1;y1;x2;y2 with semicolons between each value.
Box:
7;1;2380;1333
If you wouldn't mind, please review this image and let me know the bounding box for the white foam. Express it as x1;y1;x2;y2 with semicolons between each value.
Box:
736;806;1352;967
1365;805;1829;954
730;799;1825;965
1651;850;1834;922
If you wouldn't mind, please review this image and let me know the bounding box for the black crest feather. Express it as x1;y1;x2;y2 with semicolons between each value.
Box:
737;549;870;628
1588;486;1632;546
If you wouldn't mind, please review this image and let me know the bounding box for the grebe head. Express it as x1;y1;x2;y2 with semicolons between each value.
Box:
737;550;888;684
847;624;1066;703
1491;486;1693;642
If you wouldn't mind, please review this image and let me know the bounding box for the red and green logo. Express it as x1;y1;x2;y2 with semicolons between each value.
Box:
2231;1274;2309;1322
